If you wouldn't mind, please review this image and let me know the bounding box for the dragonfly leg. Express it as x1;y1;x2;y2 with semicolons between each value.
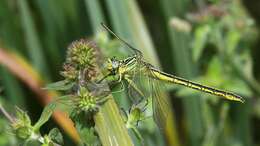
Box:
141;99;149;112
124;76;145;100
118;73;123;82
110;82;125;94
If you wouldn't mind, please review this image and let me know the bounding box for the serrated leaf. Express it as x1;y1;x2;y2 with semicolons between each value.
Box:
78;127;100;145
43;80;75;91
33;103;56;131
48;128;63;145
71;111;99;145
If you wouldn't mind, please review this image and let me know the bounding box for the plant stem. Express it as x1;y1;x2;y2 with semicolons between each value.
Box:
94;95;134;146
0;104;14;123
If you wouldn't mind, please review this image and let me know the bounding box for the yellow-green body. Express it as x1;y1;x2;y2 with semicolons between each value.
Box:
105;55;244;103
150;67;244;103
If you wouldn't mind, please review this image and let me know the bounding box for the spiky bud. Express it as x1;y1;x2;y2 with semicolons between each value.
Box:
76;87;99;113
66;39;96;69
12;108;33;140
62;39;98;81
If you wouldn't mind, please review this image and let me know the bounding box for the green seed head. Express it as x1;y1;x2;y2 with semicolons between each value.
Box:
77;87;98;112
12;107;33;139
12;119;33;140
66;39;96;69
62;39;98;81
14;126;32;139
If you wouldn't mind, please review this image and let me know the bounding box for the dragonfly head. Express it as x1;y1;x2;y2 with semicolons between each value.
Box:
106;57;120;75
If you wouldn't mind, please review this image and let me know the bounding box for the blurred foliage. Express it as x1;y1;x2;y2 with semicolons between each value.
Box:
0;0;260;146
0;99;63;146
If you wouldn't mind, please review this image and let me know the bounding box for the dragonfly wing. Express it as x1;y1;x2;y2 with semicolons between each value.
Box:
126;64;150;104
125;77;143;103
124;62;174;130
126;63;173;130
150;78;173;131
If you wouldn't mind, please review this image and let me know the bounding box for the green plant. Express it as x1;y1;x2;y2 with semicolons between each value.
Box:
0;0;259;145
0;101;62;146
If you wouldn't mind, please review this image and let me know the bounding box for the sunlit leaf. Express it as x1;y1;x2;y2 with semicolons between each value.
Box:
77;127;100;145
33;103;56;131
43;80;75;91
206;57;223;84
226;30;241;54
192;24;211;62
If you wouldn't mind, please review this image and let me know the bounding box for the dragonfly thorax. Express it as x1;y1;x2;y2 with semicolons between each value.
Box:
107;55;139;74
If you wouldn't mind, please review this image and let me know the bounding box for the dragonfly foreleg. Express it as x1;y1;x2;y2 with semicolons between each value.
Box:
118;72;123;82
124;75;145;100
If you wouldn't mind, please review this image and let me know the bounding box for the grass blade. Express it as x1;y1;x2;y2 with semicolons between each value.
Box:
84;0;106;33
159;0;203;146
17;0;50;77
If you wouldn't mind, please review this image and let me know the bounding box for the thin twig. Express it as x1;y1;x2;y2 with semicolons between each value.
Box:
0;104;15;123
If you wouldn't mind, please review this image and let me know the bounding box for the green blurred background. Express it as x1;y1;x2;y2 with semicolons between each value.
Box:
1;0;260;145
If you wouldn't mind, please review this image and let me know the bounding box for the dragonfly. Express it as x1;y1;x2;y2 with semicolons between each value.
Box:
99;23;245;129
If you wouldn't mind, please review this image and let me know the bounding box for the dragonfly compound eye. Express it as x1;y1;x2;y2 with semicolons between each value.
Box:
109;57;119;69
106;58;119;74
112;60;119;69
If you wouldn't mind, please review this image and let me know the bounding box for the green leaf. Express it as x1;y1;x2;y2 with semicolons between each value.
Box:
48;128;63;145
192;24;211;62
72;110;99;144
33;103;56;131
17;0;50;77
78;127;100;145
84;0;105;33
226;30;241;54
206;57;223;83
43;80;75;91
23;139;41;146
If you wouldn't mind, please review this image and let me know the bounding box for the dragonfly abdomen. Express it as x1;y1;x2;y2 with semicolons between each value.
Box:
150;68;244;103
